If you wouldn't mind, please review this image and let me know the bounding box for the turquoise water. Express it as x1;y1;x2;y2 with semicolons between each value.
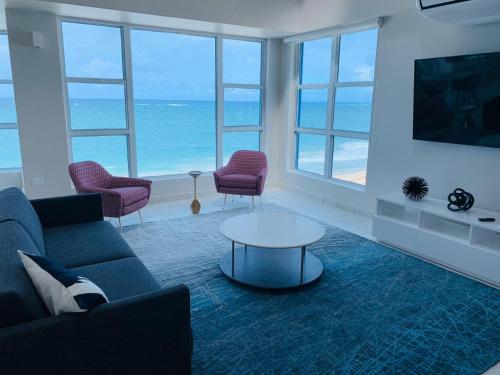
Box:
0;99;371;182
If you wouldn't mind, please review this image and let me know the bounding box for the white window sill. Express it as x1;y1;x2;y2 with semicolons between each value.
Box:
286;169;366;192
145;171;214;182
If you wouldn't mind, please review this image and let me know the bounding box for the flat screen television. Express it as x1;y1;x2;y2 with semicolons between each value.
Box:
414;51;500;148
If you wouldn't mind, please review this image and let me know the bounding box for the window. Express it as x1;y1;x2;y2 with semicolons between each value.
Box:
131;30;216;176
61;22;129;176
0;33;21;169
221;38;263;164
294;29;378;186
62;21;265;178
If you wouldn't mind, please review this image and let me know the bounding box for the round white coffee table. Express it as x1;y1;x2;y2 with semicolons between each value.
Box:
219;212;325;289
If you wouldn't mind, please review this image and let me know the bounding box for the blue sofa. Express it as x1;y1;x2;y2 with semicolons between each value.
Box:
0;188;192;374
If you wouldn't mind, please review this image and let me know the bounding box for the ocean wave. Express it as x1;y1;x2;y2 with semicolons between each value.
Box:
167;103;187;107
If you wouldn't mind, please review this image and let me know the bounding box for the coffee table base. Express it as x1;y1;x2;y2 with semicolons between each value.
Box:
220;245;323;289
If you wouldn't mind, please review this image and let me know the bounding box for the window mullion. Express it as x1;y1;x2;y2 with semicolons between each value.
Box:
223;83;262;90
259;39;266;151
66;77;125;84
332;129;370;140
123;25;137;178
324;36;339;179
335;81;374;88
216;36;224;169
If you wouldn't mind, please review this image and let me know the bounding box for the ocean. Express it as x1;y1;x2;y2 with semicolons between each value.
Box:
0;99;371;183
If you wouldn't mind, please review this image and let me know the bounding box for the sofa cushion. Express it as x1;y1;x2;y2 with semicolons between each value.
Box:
0;187;45;254
43;221;135;268
71;257;160;301
219;174;258;189
0;221;49;322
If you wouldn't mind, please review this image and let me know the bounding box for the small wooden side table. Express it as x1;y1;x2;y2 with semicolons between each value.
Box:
188;171;202;214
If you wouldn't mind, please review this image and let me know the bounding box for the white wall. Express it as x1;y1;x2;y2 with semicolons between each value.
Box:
300;0;413;32
277;10;500;213
6;9;72;198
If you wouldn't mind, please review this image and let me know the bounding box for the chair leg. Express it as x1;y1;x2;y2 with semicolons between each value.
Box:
118;217;122;231
252;196;255;210
138;210;144;225
223;194;227;209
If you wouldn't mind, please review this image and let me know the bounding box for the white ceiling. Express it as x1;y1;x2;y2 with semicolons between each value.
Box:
0;0;415;36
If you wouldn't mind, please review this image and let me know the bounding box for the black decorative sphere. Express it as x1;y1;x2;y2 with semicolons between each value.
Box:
402;176;429;201
447;188;474;212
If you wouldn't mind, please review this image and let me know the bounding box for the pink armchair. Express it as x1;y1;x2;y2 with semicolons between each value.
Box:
68;161;152;229
213;150;268;208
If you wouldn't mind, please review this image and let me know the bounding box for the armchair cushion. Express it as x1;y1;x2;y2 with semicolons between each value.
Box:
111;187;149;207
43;221;134;268
218;174;258;189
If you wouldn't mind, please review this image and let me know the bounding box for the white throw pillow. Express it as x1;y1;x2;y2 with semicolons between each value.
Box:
18;250;108;315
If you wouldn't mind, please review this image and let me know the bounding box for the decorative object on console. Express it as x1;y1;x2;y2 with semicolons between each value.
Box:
447;188;475;212
18;250;108;315
402;176;429;201
188;171;202;215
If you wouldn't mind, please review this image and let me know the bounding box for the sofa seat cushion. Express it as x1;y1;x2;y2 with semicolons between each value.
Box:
0;221;48;322
71;257;160;301
111;187;149;207
0;187;45;254
43;221;135;268
218;174;257;189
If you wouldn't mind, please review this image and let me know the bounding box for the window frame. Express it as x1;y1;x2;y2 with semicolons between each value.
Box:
292;29;379;188
59;17;266;179
218;36;265;167
0;30;21;171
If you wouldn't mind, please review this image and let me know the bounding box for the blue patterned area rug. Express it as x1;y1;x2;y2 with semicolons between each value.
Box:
122;205;500;374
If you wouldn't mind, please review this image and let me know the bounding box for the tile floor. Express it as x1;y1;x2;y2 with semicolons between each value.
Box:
112;187;375;241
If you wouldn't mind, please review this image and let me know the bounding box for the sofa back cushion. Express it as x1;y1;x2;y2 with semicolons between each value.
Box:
0;220;49;325
0;187;45;254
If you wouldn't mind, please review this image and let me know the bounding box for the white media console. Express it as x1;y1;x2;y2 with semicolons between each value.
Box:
372;194;500;288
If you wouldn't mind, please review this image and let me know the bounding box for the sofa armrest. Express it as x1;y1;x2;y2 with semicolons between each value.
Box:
0;284;192;375
30;193;104;229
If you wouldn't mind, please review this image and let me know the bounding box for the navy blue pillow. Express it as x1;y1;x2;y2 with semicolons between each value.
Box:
18;251;108;315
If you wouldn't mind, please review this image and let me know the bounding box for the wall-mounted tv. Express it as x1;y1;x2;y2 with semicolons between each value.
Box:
414;51;500;148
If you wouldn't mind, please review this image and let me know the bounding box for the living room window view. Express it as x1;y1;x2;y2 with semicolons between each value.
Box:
61;20;263;178
294;28;378;186
0;32;20;170
0;1;499;375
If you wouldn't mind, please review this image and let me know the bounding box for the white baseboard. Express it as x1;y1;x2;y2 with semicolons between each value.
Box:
149;181;281;204
149;189;218;204
275;182;374;218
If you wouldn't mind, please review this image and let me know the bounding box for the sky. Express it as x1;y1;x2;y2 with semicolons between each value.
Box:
61;22;377;102
62;22;262;101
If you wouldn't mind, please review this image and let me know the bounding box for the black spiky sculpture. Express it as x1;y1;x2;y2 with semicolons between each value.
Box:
402;176;429;201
